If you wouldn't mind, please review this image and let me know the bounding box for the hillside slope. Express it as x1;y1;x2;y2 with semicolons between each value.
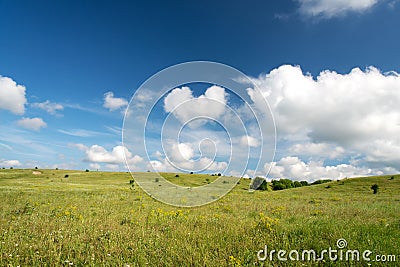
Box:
0;169;399;266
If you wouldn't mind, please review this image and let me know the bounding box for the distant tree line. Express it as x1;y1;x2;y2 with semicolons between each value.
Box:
253;177;332;191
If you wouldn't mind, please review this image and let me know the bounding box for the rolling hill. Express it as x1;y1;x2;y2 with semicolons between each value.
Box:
0;169;399;266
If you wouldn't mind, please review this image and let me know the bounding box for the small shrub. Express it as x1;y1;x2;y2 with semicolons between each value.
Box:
217;173;222;176
175;174;179;177
390;176;394;180
35;166;38;169
251;177;268;191
64;174;69;178
155;177;159;182
129;180;135;189
55;167;58;170
371;184;379;194
190;171;193;174
120;217;131;225
85;169;89;172
258;180;269;191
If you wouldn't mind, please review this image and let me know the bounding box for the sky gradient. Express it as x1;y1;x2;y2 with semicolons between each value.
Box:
1;0;400;181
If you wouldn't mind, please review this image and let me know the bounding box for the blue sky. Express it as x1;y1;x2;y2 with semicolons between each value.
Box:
1;0;400;181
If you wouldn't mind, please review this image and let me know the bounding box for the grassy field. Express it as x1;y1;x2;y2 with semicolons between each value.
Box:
0;169;399;266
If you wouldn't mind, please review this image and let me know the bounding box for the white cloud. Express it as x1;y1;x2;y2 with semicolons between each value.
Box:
147;157;227;173
103;91;128;111
248;65;400;172
105;164;119;170
124;65;400;178
0;159;22;167
147;160;173;172
156;139;228;173
263;156;393;182
89;163;101;170
85;145;125;163
31;100;63;115
297;0;379;18
85;145;143;167
239;135;260;148
168;142;195;162
289;142;345;159
0;75;27;115
164;85;228;127
17;117;47;131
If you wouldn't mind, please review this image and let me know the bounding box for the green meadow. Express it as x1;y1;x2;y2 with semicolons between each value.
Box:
0;169;399;266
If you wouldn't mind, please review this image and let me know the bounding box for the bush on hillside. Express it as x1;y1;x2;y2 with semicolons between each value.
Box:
371;184;379;194
250;177;268;190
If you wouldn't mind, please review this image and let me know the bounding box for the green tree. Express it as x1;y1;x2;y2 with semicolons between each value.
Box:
294;181;302;188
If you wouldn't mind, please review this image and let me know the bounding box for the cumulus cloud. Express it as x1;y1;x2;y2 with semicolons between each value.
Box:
0;159;22;167
103;91;128;111
239;135;260;148
263;156;392;182
297;0;379;18
85;145;143;167
0;75;27;115
125;65;400;178
17;117;47;131
168;142;195;162
31;100;63;115
150;139;228;173
164;85;228;127
147;157;227;173
246;64;400;178
289;142;345;159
